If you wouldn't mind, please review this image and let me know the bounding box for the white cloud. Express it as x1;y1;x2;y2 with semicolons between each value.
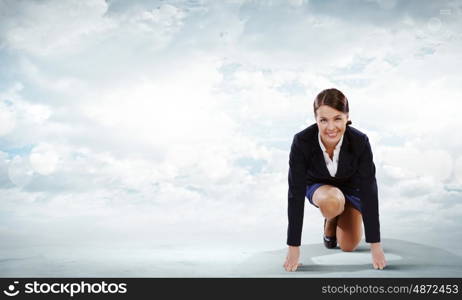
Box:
0;0;113;56
377;144;453;182
454;156;462;185
29;143;60;175
7;155;34;188
0;101;16;136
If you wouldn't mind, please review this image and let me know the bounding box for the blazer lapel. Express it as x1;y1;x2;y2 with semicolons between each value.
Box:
335;130;354;179
308;127;332;178
311;143;332;178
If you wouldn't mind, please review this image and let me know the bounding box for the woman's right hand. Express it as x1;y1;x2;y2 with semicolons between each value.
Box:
283;246;301;272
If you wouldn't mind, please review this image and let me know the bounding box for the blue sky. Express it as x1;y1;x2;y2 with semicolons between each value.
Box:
1;0;462;257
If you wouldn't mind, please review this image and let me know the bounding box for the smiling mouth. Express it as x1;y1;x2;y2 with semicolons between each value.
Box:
327;132;337;137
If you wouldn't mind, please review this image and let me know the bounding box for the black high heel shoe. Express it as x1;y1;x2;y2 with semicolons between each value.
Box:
323;218;338;249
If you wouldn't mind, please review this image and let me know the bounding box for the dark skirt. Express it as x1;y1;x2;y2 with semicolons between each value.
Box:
306;183;362;213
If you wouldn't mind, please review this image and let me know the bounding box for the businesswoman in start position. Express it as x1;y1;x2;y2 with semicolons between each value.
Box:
283;88;387;272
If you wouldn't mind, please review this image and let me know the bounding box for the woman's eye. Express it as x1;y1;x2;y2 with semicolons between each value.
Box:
320;119;341;122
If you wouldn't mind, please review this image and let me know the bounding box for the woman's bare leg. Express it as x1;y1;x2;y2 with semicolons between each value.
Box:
312;185;345;236
313;185;363;249
312;185;345;220
336;201;363;252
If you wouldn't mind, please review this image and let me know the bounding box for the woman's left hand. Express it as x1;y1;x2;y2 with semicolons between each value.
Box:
370;242;387;270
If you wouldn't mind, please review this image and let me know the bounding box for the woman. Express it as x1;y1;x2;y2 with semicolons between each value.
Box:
283;88;387;272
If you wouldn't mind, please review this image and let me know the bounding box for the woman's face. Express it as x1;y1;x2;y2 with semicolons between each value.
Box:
315;105;349;148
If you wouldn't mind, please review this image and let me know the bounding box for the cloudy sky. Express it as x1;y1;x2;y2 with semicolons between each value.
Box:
1;0;462;262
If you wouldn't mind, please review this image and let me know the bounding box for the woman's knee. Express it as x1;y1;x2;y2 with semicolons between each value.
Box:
313;187;345;218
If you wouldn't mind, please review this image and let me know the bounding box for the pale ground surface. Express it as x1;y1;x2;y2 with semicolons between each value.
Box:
234;239;462;277
1;239;461;277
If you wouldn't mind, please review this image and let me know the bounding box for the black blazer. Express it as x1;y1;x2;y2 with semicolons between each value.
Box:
287;123;380;246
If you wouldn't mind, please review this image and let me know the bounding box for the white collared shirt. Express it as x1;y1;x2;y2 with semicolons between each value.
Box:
318;131;344;177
